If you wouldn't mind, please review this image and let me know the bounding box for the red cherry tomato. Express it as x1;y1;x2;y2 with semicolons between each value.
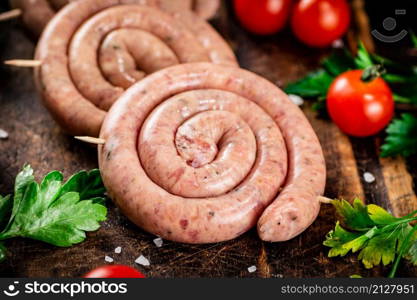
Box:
83;265;145;278
233;0;292;35
291;0;350;47
327;70;394;137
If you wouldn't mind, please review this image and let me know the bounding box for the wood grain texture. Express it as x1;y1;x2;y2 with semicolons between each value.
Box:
0;3;416;278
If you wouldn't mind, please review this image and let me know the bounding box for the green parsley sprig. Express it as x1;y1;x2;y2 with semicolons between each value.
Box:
323;198;417;278
285;40;417;105
0;165;107;262
380;114;417;157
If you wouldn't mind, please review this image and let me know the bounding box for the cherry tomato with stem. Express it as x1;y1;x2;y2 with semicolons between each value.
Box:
291;0;350;47
83;265;145;278
326;66;394;137
233;0;293;35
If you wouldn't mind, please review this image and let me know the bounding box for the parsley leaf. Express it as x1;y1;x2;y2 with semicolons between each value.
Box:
391;77;417;105
357;225;402;268
324;198;417;276
367;204;398;225
380;114;417;157
410;31;417;48
285;38;417;158
322;49;355;76
59;169;106;202
0;165;107;260
4;164;35;232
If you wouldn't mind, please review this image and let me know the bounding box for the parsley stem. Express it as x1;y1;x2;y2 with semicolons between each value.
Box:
377;217;417;238
393;94;413;104
388;224;417;278
361;65;386;82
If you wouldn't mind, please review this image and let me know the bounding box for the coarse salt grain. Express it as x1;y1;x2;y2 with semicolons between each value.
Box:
0;128;8;139
135;255;150;266
331;39;344;48
114;246;122;254
363;172;375;183
104;256;114;263
153;237;163;248
288;94;304;106
247;265;257;273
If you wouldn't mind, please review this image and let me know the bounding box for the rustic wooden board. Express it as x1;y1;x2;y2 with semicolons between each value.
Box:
0;3;416;278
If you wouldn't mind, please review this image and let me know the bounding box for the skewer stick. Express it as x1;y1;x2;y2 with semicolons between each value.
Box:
4;59;42;67
74;136;106;145
75;137;337;201
317;196;333;204
0;8;22;22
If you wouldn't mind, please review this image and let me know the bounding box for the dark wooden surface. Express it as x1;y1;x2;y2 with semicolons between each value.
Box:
0;3;417;278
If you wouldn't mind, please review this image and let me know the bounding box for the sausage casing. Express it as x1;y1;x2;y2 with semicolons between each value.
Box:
99;63;326;243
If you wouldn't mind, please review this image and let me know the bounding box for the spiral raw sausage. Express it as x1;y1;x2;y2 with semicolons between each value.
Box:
98;63;326;244
10;0;220;37
34;0;237;136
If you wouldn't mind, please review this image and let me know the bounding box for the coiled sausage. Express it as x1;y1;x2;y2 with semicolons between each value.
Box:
156;0;220;20
34;0;237;136
98;63;326;243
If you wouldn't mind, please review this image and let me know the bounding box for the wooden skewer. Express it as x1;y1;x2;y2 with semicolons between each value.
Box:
0;8;22;22
74;136;106;145
4;59;42;67
317;196;333;204
347;0;375;54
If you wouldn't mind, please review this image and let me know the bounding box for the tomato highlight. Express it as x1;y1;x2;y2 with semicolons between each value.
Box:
83;265;146;278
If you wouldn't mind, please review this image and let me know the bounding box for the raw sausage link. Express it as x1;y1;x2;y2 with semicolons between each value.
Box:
34;0;237;136
98;63;326;243
10;0;220;37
